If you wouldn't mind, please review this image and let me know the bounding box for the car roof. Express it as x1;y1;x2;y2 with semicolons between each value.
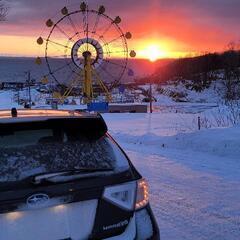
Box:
0;109;99;123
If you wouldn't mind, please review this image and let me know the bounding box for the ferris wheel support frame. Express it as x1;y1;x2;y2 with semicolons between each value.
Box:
82;52;93;104
60;52;112;104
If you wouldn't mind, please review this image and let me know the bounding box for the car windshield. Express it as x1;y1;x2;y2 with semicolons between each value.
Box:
0;127;129;182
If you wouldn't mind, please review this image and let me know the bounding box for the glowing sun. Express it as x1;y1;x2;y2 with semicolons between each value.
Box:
138;44;167;61
147;45;166;61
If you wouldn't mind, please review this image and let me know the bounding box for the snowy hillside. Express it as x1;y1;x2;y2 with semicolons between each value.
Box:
155;81;222;103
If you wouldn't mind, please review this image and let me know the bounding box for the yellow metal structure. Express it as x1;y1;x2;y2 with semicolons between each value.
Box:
41;77;49;84
92;70;112;102
82;51;94;104
58;70;84;103
59;51;111;104
53;91;62;99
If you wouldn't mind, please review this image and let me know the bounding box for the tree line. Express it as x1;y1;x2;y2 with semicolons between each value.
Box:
138;43;240;100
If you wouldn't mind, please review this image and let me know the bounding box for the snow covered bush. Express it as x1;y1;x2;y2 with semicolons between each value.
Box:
198;101;240;129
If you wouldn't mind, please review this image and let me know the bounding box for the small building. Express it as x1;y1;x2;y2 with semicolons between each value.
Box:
109;104;147;113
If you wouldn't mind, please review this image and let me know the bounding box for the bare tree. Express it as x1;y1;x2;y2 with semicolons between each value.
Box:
0;0;8;21
222;42;240;100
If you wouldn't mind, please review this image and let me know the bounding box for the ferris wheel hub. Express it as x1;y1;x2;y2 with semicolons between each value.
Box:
82;51;92;58
71;37;103;69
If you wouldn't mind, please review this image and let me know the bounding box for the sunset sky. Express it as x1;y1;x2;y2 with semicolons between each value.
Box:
0;0;240;59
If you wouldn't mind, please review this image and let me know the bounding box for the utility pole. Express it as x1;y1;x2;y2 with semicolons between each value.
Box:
28;71;32;105
150;82;153;113
25;70;32;108
17;88;20;105
27;71;32;105
149;60;156;114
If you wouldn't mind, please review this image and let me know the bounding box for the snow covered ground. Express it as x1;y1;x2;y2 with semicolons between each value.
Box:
0;86;239;239
103;113;240;240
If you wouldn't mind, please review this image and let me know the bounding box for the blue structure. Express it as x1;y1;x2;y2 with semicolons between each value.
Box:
87;102;109;112
119;85;125;94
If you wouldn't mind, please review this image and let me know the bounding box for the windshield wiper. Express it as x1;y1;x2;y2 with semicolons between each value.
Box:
31;168;114;184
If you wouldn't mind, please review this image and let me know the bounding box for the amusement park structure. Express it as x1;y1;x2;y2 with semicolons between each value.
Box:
36;1;136;104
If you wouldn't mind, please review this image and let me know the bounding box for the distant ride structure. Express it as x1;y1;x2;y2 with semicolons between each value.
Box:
36;1;136;104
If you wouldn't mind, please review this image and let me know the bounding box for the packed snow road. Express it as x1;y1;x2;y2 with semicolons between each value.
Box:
127;150;240;240
104;113;240;240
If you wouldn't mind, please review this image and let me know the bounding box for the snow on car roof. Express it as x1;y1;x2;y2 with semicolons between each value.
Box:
0;109;99;123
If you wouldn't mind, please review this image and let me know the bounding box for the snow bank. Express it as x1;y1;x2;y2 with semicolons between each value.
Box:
114;126;240;160
104;113;240;180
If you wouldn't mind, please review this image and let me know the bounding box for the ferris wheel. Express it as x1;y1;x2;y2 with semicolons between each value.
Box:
36;2;136;103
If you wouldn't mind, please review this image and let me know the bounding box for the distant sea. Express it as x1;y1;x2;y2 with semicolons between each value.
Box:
0;57;172;84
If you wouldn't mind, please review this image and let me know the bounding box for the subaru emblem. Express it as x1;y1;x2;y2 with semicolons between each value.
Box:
27;193;50;208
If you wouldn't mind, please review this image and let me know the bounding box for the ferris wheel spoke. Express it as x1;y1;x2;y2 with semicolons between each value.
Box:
48;62;74;76
64;70;75;85
84;43;89;52
82;12;87;34
46;39;72;50
72;68;84;77
91;14;100;37
102;59;127;69
55;25;75;43
103;50;128;55
49;54;71;58
102;35;124;47
65;70;81;87
86;10;89;50
99;23;113;39
47;44;66;57
81;9;89;42
74;46;85;56
67;15;81;39
98;65;117;82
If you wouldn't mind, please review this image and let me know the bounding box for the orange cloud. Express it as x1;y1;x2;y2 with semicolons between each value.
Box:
0;0;240;58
